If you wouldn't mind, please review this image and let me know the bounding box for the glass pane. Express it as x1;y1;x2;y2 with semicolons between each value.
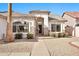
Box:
13;21;29;32
57;24;61;32
24;22;29;32
51;24;56;32
13;25;16;32
19;25;24;32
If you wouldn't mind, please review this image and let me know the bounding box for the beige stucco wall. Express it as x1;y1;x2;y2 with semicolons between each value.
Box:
30;13;49;36
63;14;76;36
63;14;76;27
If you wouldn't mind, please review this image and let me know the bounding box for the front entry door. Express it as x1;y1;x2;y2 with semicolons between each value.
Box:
38;25;42;34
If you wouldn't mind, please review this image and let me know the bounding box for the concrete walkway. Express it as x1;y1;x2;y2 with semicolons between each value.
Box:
31;40;49;56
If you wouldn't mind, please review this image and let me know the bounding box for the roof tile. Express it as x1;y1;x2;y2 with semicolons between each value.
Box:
64;12;79;19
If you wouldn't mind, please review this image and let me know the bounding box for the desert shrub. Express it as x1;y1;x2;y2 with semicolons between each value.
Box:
58;32;70;38
51;32;70;38
58;33;65;37
58;33;62;37
27;33;33;39
51;33;60;38
15;33;22;39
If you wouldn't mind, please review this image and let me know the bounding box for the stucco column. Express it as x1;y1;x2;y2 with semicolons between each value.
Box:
6;3;14;42
72;27;75;37
43;16;49;36
61;24;63;32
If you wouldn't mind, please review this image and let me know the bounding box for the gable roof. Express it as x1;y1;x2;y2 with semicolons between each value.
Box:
64;12;79;19
49;14;67;22
49;14;66;20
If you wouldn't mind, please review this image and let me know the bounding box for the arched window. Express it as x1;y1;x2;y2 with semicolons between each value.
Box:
13;21;22;25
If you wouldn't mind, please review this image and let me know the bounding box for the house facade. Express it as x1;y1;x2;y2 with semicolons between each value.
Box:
62;12;79;37
0;10;67;40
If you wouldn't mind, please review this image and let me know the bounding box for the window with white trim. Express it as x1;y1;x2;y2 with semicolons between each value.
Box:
13;21;29;32
51;24;61;32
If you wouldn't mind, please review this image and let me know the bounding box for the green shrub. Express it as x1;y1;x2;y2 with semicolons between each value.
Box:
58;33;62;38
51;33;59;38
51;32;70;38
58;32;70;38
58;33;65;37
27;33;33;39
15;33;22;39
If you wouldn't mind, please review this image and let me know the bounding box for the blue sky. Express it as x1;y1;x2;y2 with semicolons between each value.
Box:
0;3;79;15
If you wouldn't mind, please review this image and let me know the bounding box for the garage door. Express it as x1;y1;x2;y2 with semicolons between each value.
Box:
75;27;79;37
0;19;7;40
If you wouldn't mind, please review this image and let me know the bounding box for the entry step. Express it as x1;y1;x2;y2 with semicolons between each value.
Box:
38;36;54;39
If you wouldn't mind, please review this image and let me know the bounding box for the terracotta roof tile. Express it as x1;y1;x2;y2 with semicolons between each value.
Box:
64;12;79;19
0;14;6;19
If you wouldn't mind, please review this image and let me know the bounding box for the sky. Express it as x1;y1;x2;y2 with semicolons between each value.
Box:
0;3;79;15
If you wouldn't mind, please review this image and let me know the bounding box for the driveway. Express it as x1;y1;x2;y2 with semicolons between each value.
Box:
43;37;79;56
31;37;79;56
0;37;79;56
0;39;35;56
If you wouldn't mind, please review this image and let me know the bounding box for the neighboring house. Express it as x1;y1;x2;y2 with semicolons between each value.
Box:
62;12;79;37
0;10;66;40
